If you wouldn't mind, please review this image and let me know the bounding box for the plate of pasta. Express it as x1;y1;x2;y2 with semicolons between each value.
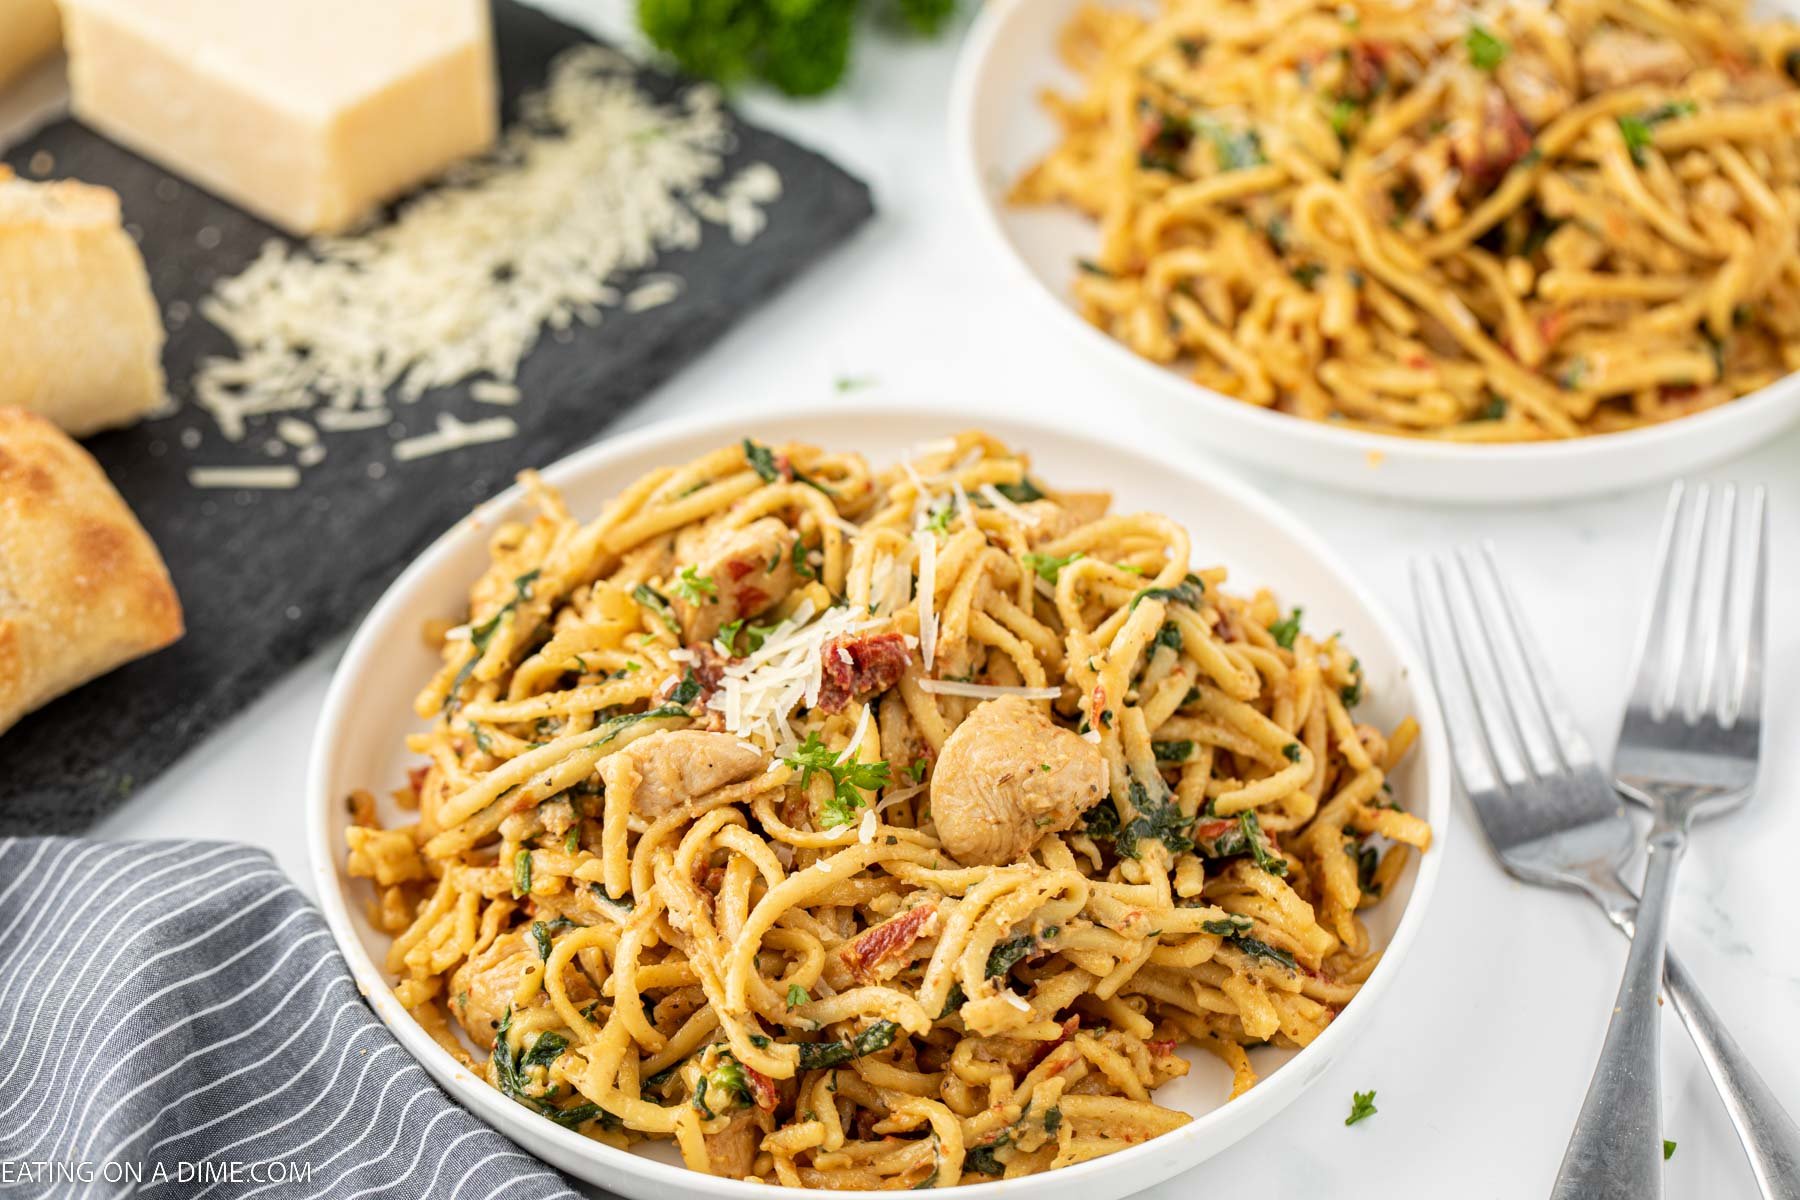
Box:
307;405;1449;1199
951;0;1800;500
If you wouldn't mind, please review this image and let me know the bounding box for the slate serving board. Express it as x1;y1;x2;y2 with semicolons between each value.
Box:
0;2;873;834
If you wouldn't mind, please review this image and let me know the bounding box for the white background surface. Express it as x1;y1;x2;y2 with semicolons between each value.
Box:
86;3;1800;1197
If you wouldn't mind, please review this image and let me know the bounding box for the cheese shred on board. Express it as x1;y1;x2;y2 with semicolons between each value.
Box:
192;45;780;462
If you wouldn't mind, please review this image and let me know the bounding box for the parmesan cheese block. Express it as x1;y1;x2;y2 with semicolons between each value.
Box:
0;168;167;436
0;0;60;92
58;0;499;236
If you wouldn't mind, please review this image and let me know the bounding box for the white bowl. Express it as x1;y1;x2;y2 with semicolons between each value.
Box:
948;0;1800;503
307;402;1452;1200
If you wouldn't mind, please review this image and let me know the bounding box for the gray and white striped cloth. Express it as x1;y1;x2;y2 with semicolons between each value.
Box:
0;839;589;1199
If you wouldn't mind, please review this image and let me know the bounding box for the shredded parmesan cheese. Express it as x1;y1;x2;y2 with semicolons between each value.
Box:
979;483;1041;526
705;601;882;748
186;465;302;489
190;45;781;474
391;414;518;462
915;530;938;672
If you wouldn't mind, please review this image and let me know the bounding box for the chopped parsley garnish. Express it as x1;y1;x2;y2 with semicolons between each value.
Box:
1022;550;1084;584
788;983;809;1006
794;1019;900;1069
1283;742;1302;763
905;759;929;783
1664;1139;1677;1161
673;565;717;605
512;849;532;897
1465;24;1507;70
1340;659;1363;708
1346;1089;1378;1125
782;731;892;827
1076;258;1112;277
1268;607;1303;649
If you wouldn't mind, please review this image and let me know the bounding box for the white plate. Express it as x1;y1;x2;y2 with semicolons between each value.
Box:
948;0;1800;502
306;402;1451;1200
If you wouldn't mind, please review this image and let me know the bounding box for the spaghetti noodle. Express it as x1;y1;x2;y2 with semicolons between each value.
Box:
1011;0;1800;440
345;433;1430;1185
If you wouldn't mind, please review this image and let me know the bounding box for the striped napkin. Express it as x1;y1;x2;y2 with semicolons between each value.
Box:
0;839;588;1199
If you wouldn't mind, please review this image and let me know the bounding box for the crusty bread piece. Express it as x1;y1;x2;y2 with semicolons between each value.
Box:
0;167;167;436
0;407;183;735
0;0;61;92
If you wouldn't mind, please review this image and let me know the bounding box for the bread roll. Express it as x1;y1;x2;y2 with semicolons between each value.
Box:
0;407;183;735
0;168;167;436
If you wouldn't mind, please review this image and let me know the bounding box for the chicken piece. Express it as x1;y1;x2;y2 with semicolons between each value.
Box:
1018;492;1110;544
598;729;766;820
1498;56;1573;129
1580;28;1692;91
703;1112;761;1178
929;695;1108;866
671;517;798;643
448;929;539;1049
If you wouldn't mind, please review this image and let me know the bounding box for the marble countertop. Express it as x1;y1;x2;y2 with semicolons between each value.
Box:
91;3;1799;1196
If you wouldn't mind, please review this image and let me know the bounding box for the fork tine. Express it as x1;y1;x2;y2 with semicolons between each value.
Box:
1697;485;1738;722
1674;483;1722;724
1452;546;1563;779
1729;485;1768;729
1626;482;1696;721
1410;558;1502;799
1432;555;1534;786
1468;541;1597;771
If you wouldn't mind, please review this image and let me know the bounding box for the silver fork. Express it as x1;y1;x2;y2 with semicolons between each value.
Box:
1552;482;1779;1199
1411;492;1798;1200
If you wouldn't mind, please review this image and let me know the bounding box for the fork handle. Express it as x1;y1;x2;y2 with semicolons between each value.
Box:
1661;948;1800;1198
1552;828;1687;1200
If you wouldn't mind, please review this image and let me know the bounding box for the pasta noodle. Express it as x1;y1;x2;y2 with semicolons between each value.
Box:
345;433;1431;1185
1011;0;1800;440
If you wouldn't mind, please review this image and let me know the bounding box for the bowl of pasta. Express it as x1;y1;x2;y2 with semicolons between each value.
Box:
307;404;1449;1199
951;0;1800;501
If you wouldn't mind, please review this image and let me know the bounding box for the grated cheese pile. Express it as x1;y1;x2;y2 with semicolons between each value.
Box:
190;45;780;471
706;599;884;752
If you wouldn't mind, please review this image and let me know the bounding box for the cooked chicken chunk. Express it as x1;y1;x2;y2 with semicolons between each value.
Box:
449;929;539;1049
1580;29;1692;91
929;695;1107;866
703;1112;761;1178
671;517;798;643
1019;491;1110;544
598;729;765;820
